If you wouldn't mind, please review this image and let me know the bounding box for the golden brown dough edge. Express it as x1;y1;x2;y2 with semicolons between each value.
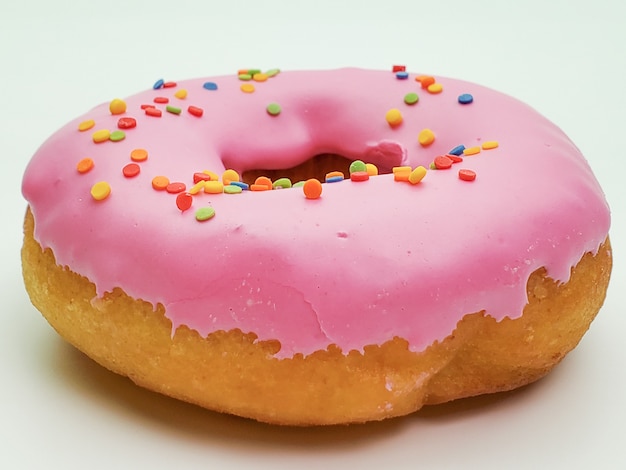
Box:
21;208;612;425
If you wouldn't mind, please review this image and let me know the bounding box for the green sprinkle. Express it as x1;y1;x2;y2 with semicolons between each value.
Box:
195;206;216;221
247;69;261;76
109;130;126;142
238;73;252;81
166;105;182;115
272;177;292;189
292;181;305;188
224;185;243;194
265;68;280;77
349;160;367;174
404;92;419;105
429;162;437;170
266;102;281;116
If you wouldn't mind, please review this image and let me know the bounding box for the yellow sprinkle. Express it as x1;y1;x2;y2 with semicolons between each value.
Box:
418;128;435;146
392;166;412;173
174;89;188;99
482;140;499;150
427;83;443;94
189;181;206;195
463;146;481;156
365;163;378;176
240;83;255;93
222;169;240;185
92;129;111;143
409;166;428;184
109;98;127;115
78;119;95;132
204;180;224;194
90;181;111;201
252;73;268;82
202;170;220;181
385;108;403;127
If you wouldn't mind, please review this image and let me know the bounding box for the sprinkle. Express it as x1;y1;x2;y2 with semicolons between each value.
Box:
238;73;252;81
449;144;466;156
303;178;322;199
122;163;140;178
151;176;170;190
365;163;379;176
166;182;186;194
78;119;95;132
253;73;268;82
418;128;435;146
446;153;464;163
408;166;427;184
174;89;187;99
166;105;182;115
393;169;411;182
458;93;473;104
349;160;367;174
392;166;412;174
325;171;344;183
154;97;169;104
76;158;94;174
188;106;204;117
463;146;481;156
427;83;443;94
189;181;206;195
293;181;305;188
130;148;148;162
202;170;220;181
459;169;477;181
404;92;419;105
117;117;137;129
109;130;126;142
265;68;280;77
193;172;213;183
396;71;409;79
204;181;224;194
419;76;435;89
392;65;406;72
203;82;218;90
90;181;111;201
153;79;164;89
229;181;249;190
350;171;369;182
434;155;453;169
92;129;111;143
273;177;292;189
240;83;255;93
266;103;281;116
224;185;243;194
222;169;241;185
482;140;499;150
195;207;216;221
109;98;127;115
385;108;403;127
145;107;162;117
254;176;274;190
248;69;261;76
250;184;270;191
176;192;193;212
163;81;177;88
141;104;155;110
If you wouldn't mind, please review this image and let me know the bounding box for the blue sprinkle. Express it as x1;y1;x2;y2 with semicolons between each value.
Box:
458;93;473;104
153;78;164;90
449;145;466;156
203;82;218;90
229;181;249;190
325;175;344;183
395;71;409;80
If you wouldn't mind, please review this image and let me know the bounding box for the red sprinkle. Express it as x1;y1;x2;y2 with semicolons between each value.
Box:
141;104;156;109
176;192;193;211
459;169;477;181
188;105;204;117
145;107;162;117
117;117;137;129
163;81;177;88
434;155;453;170
122;163;141;178
392;65;406;72
193;172;213;183
154;97;169;104
446;153;464;163
350;171;370;182
166;182;186;193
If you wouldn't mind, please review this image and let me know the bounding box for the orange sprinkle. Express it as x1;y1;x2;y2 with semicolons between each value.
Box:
250;184;271;191
418;128;435;146
78;119;95;132
482;140;499;150
130;148;148;162
463;146;481;156
76;157;94;174
151;175;170;190
393;169;411;182
325;171;344;180
419;76;435;89
303;178;323;199
254;176;273;190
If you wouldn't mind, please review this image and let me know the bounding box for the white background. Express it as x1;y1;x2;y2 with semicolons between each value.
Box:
1;1;625;468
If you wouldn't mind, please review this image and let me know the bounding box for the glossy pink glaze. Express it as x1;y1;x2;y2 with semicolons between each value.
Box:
22;68;610;358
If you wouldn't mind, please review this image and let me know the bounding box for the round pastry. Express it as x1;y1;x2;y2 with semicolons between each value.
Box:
21;67;611;425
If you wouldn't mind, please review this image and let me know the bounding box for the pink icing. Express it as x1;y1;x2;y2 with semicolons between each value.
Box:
22;68;610;358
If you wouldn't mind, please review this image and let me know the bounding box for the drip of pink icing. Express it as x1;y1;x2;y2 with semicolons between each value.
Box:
22;68;610;358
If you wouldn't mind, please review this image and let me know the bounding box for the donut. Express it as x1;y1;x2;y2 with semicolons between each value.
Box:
21;67;611;425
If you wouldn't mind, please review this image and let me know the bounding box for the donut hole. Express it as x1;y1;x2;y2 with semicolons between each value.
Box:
241;154;389;185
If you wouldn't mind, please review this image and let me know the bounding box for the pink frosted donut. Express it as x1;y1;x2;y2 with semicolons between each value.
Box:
21;67;611;425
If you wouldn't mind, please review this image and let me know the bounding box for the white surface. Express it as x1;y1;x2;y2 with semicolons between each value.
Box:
1;1;625;468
